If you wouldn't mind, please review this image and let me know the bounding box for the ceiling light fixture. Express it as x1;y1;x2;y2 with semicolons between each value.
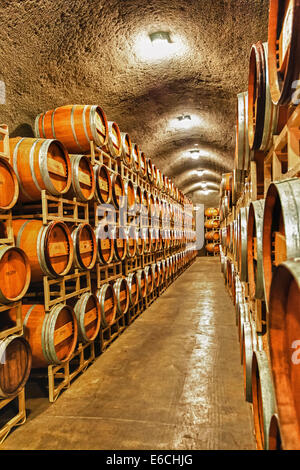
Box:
149;31;172;44
135;30;186;62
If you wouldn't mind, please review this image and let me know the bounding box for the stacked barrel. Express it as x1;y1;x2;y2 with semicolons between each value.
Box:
220;0;300;451
0;125;32;437
0;102;197;429
204;208;220;255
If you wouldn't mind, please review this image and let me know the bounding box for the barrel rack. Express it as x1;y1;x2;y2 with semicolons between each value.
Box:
220;100;300;450
0;126;29;444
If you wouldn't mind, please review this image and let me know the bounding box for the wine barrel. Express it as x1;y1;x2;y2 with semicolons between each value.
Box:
131;143;141;173
125;180;136;211
247;200;265;300
95;225;114;264
119;132;133;168
111;173;125;210
268;259;300;449
0;245;31;304
151;228;159;252
34;104;109;153
22;303;78;367
112;227;126;262
143;228;152;254
144;265;154;294
269;414;283;450
238;301;250;347
13;219;73;282
71;223;97;270
204;219;220;229
10;137;71;202
139;152;147;178
152;164;158;187
0;335;32;398
67;154;95;202
136;230;145;256
159;260;166;283
205;230;220;242
205;243;220;254
263;178;300;308
147;159;154;183
113;277;129;316
268;0;300;105
136;269;147;298
232;169;246;206
235;92;250;171
248;41;285;152
94;164;112;204
151;263;160;288
237;207;249;282
0;157;19;211
126;227;137;258
252;350;276;450
142;190;149;218
204;208;219;218
96;283;117;328
241;320;263;403
220;173;232;195
71;293;101;343
104;122;122;158
127;272;139;307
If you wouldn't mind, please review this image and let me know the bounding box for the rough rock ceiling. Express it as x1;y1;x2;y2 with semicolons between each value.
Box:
0;0;269;206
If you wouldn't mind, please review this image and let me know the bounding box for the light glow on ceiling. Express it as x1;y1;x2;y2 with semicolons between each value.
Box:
135;31;187;62
169;114;202;130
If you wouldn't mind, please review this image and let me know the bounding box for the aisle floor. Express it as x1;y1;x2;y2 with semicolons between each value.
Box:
2;258;256;450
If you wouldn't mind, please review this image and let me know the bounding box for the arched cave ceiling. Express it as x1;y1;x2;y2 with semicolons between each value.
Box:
0;0;269;206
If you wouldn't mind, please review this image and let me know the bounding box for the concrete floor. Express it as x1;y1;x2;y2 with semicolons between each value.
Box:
1;258;256;450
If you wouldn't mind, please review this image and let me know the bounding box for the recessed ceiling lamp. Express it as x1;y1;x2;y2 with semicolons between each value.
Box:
189;149;208;159
135;31;186;62
169;114;202;130
149;31;172;44
196;170;204;176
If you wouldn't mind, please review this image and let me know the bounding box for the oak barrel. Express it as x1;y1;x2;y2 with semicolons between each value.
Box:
237;207;248;282
262;178;300;308
136;269;147;298
144;265;154;294
104;121;122;158
126;227;137;259
13;219;74;282
71;293;101;343
0;335;32;398
0;157;19;211
235;92;250;171
113;277;129;316
127;272;139;307
95;283;117;328
268;0;300;105
113;226;127;261
95;225;114;264
131;143;141;173
94;164;112;204
120;133;132;168
268;259;300;449
125;180;136;211
34;104;109;153
252;350;276;450
67;154;95;202
204;208;219;217
0;245;31;304
22;303;78;367
10;137;71;202
71;223;97;270
139;152;147;178
151;263;160;288
111;173;125;210
247;200;265;300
